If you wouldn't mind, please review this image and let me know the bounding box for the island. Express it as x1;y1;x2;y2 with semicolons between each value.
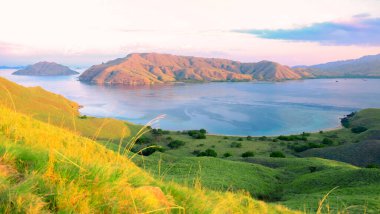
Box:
79;53;312;85
13;61;79;76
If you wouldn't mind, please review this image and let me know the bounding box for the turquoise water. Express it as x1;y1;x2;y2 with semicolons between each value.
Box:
2;69;380;136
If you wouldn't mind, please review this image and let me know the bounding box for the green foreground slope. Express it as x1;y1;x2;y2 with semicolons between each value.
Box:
0;106;294;213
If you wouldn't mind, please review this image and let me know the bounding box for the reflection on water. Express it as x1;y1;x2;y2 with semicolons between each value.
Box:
1;69;380;136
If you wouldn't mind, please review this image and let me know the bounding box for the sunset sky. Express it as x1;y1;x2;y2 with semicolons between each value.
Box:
1;0;380;66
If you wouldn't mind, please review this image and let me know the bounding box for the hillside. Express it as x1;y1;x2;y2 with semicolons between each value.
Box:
13;61;78;76
301;109;380;166
0;105;297;213
296;54;380;78
0;77;137;140
79;53;310;85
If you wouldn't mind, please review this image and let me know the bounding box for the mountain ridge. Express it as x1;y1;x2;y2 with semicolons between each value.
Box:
79;53;310;85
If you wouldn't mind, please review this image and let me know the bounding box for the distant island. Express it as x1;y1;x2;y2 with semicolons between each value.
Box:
13;61;78;76
79;53;380;85
0;65;25;69
295;53;380;78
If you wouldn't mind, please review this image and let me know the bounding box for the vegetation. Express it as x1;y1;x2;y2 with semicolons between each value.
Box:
168;140;186;149
0;106;294;213
2;78;380;213
242;151;255;158
270;151;286;158
197;149;218;157
351;126;368;133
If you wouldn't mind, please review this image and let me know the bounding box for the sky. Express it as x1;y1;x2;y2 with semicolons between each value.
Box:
0;0;380;67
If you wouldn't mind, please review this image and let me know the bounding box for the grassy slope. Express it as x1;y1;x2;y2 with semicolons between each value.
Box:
0;106;294;213
2;77;380;213
0;77;140;140
301;109;380;166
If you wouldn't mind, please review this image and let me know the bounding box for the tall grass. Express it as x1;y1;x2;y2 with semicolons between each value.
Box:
0;105;294;213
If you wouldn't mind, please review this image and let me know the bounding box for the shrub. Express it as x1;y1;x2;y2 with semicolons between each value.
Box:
78;115;87;119
197;143;204;147
135;135;153;144
270;151;285;158
167;140;186;149
322;138;334;145
278;135;307;141
223;136;228;139
247;136;252;140
230;142;242;148
138;145;165;156
341;112;356;128
166;136;173;141
289;142;323;153
211;145;215;148
366;164;380;169
351;126;368;134
187;130;207;139
309;166;318;173
238;138;243;141
258;136;267;141
223;152;232;158
197;149;217;157
241;151;254;158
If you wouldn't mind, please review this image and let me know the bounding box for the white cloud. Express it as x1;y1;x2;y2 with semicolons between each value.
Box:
0;0;380;65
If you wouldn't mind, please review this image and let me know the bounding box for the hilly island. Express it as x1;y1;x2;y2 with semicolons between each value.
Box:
13;61;79;76
79;53;312;85
79;53;380;85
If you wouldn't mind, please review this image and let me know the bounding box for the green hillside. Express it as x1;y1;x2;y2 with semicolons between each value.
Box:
0;77;139;140
1;77;380;213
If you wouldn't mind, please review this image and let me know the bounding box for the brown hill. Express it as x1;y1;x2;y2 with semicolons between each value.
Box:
79;53;310;85
13;61;78;76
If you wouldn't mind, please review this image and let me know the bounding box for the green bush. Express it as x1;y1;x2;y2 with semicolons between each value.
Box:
258;136;267;141
223;152;232;158
187;130;207;139
197;149;217;157
278;135;307;141
241;151;254;158
269;151;285;158
351;126;368;134
246;136;252;140
322;138;334;145
238;138;243;141
309;166;318;173
341;112;356;128
230;142;242;148
78;115;88;119
135;135;153;144
167;140;186;149
366;164;380;169
137;145;165;156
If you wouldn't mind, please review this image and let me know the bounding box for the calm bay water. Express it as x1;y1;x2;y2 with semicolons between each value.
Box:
1;69;380;136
